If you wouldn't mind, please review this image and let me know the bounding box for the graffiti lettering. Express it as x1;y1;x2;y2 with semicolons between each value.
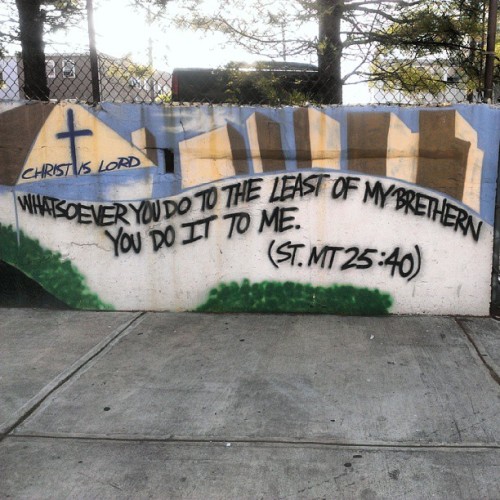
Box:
259;206;299;233
98;156;141;172
222;178;263;208
181;215;218;245
149;225;176;252
308;245;346;269
301;243;421;281
269;173;330;202
15;173;482;274
363;181;482;241
21;157;141;180
78;162;92;175
163;197;192;220
331;176;360;200
267;240;306;269
223;212;251;238
341;247;378;270
363;181;395;208
104;227;142;257
21;163;72;180
195;186;218;211
17;194;129;226
129;200;162;225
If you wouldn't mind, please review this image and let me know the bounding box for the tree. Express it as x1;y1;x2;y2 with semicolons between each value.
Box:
10;0;83;100
15;0;49;100
10;0;171;101
175;0;499;104
175;0;424;104
368;0;496;102
222;61;319;105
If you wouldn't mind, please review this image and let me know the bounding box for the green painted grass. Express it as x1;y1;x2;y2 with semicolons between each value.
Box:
197;279;393;315
0;223;113;310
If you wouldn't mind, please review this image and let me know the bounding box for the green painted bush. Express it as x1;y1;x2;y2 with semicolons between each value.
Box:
0;223;113;310
197;279;393;315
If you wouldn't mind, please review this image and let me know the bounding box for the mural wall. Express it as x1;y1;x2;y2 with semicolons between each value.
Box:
0;101;499;315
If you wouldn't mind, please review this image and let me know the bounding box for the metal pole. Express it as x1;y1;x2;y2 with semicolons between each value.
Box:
147;5;156;102
484;0;498;102
491;142;500;317
87;0;101;104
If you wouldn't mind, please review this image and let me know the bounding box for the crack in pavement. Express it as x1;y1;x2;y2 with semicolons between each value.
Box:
455;318;500;386
5;434;500;450
0;312;146;442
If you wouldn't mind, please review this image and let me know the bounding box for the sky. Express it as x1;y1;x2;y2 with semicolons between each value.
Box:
47;1;265;70
23;0;371;103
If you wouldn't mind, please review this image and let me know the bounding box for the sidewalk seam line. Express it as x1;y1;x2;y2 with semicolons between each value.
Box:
454;318;500;386
4;433;500;450
0;312;146;441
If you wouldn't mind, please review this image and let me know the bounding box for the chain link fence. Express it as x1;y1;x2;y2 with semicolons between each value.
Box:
3;52;497;105
369;58;495;106
0;49;172;104
1;9;498;106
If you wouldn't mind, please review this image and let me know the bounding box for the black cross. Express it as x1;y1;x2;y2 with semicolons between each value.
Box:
56;108;93;176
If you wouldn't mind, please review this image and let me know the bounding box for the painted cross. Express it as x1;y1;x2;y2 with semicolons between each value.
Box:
56;109;93;176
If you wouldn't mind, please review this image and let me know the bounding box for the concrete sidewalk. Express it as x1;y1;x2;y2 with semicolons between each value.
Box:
0;309;499;499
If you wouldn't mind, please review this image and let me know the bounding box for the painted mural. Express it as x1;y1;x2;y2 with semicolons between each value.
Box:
0;101;498;315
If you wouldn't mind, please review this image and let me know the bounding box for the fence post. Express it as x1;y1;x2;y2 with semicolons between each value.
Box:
86;0;101;104
147;5;156;103
484;0;498;103
491;143;500;317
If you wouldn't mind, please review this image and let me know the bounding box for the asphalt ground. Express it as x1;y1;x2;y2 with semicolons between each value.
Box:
0;309;499;499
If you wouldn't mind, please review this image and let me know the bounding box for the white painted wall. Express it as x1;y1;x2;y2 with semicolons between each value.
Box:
10;173;492;315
